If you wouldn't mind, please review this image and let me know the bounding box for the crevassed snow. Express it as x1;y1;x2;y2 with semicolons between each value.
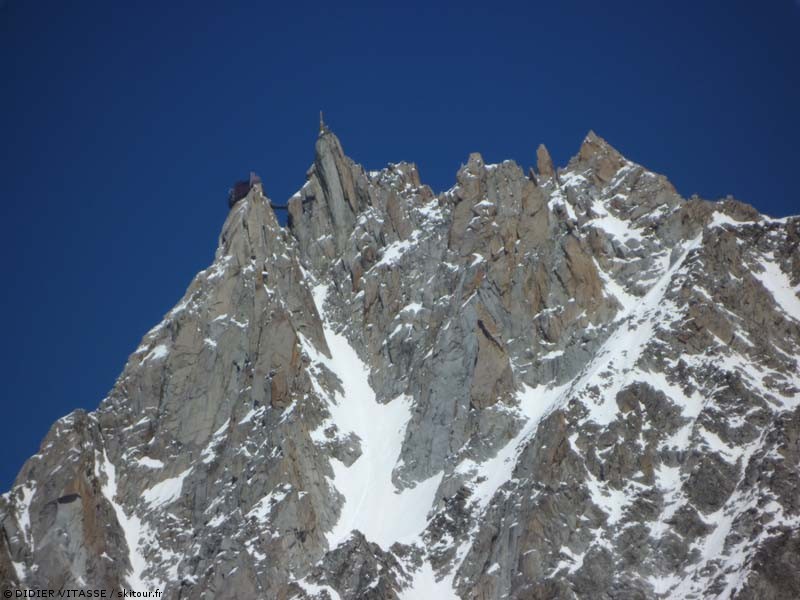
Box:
755;256;800;322
307;285;442;550
141;467;192;508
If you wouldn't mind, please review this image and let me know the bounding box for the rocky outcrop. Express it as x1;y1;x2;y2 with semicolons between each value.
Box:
535;144;555;181
2;127;799;599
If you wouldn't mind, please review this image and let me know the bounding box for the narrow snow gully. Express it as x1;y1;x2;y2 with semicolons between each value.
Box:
96;450;153;590
307;285;442;550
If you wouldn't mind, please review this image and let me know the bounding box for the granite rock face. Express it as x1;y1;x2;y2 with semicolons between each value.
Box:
2;128;799;599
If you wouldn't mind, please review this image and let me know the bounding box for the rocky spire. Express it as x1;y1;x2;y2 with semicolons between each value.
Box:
536;143;556;181
287;126;369;272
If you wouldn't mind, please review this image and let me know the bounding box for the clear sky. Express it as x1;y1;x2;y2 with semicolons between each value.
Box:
1;0;798;489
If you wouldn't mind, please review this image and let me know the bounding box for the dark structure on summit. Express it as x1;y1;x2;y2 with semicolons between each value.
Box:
227;172;260;208
227;172;287;210
228;115;330;210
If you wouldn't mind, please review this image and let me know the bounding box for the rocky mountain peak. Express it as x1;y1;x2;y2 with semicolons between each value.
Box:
535;143;556;181
288;127;370;272
2;128;799;600
220;181;284;263
571;129;628;184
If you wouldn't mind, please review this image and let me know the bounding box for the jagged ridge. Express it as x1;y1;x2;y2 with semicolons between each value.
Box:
2;128;799;599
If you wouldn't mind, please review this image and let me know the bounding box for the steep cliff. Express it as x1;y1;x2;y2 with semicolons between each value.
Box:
2;128;799;599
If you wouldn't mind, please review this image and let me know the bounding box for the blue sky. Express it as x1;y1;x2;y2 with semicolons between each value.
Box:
1;0;798;489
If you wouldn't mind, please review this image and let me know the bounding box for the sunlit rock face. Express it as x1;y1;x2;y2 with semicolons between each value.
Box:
3;128;799;599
